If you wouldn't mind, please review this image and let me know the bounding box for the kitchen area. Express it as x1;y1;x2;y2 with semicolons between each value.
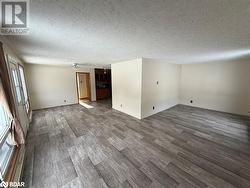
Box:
95;68;112;100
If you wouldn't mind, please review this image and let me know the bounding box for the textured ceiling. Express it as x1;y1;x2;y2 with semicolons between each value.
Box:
5;0;250;65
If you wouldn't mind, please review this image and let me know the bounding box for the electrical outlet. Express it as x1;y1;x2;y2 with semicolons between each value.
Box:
153;106;155;110
156;81;159;85
190;100;193;103
120;104;122;108
64;100;66;103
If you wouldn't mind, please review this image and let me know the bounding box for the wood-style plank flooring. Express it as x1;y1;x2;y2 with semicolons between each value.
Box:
22;100;250;188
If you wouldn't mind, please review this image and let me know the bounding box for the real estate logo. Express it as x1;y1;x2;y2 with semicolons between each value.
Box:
0;0;29;35
0;180;25;187
0;181;8;188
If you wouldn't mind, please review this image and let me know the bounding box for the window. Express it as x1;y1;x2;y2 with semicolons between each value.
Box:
0;105;13;179
11;69;22;104
0;137;13;176
0;106;8;136
18;65;29;113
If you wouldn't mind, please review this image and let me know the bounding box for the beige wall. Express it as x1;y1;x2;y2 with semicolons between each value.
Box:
112;57;250;118
180;60;250;116
25;64;97;110
25;54;250;117
141;58;181;118
112;59;142;119
111;58;180;119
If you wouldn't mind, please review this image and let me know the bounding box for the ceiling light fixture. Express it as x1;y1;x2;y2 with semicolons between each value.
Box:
72;63;79;69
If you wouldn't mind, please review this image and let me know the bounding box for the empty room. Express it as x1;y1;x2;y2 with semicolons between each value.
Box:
0;0;249;188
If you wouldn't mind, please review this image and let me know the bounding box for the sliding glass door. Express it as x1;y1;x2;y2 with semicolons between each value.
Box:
8;58;29;135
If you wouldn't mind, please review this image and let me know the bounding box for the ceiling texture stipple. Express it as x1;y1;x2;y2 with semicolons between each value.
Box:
4;0;250;65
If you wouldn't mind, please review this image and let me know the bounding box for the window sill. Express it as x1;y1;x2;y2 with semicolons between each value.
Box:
4;145;25;183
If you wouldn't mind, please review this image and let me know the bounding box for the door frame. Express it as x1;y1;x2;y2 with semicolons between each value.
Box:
75;72;91;103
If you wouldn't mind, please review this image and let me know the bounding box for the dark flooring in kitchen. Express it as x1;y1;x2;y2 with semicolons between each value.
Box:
22;100;250;188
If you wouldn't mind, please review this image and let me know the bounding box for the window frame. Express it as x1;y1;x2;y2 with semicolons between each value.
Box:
0;105;14;179
10;68;23;105
0;137;15;179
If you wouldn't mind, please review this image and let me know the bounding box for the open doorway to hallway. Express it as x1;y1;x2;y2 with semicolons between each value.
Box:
76;72;91;107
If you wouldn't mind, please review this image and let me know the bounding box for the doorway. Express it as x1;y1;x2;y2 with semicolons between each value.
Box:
76;72;91;105
95;68;112;100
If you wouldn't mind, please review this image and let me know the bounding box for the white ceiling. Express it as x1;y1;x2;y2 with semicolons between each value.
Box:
5;0;250;65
